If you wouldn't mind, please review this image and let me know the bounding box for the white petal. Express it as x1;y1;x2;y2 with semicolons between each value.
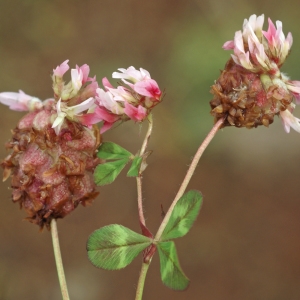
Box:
67;97;95;115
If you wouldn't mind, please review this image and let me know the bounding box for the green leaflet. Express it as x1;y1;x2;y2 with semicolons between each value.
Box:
127;156;143;177
160;190;202;241
97;142;133;160
94;159;129;185
87;224;152;270
157;241;189;290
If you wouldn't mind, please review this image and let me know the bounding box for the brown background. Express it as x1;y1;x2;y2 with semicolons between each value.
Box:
1;0;300;299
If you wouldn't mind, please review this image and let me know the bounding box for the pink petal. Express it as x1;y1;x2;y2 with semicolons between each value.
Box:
95;107;120;123
102;77;114;90
263;18;277;45
76;64;90;84
78;112;103;126
53;60;70;77
100;121;114;133
222;40;234;50
124;102;147;121
134;79;162;100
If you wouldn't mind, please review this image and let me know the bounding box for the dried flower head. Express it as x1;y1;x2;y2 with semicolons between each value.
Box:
1;61;101;229
210;14;300;132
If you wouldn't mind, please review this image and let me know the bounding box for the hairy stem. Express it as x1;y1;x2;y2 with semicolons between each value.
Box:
135;262;150;300
155;117;225;240
136;114;153;226
51;219;70;300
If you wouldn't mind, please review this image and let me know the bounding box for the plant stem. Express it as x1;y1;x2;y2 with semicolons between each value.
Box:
155;117;225;241
135;262;150;300
51;219;70;300
136;114;153;226
136;176;146;226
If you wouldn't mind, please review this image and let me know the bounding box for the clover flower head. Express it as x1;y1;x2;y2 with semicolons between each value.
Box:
84;67;163;133
211;14;300;133
0;61;102;228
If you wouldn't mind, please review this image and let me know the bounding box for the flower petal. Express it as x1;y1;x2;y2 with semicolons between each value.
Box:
280;108;300;133
124;102;147;121
0;91;42;111
53;60;70;77
133;79;162;100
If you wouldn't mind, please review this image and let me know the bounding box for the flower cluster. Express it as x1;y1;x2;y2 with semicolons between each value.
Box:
83;66;162;133
0;61;162;228
210;14;300;132
50;62;162;134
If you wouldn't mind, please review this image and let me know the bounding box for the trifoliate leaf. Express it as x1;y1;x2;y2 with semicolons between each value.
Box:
160;190;202;241
94;159;129;185
87;224;152;270
127;156;143;177
97;142;133;160
157;241;189;290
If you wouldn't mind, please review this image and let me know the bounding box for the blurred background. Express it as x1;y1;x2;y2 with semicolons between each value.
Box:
1;0;300;299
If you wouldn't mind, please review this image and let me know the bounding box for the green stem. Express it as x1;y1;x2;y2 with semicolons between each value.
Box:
51;219;70;300
136;114;153;226
135;262;150;300
155;117;225;241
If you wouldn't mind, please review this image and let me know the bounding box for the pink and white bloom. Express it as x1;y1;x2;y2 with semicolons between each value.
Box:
89;66;162;132
0;62;162;136
223;14;292;75
52;97;95;135
263;18;293;66
220;14;300;133
52;60;98;101
134;79;162;101
0;90;42;112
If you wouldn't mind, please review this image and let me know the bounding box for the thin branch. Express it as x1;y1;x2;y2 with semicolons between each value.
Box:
155;117;225;240
51;219;70;300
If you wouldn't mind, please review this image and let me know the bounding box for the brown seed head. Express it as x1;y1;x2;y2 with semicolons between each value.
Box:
1;104;101;229
210;59;294;129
